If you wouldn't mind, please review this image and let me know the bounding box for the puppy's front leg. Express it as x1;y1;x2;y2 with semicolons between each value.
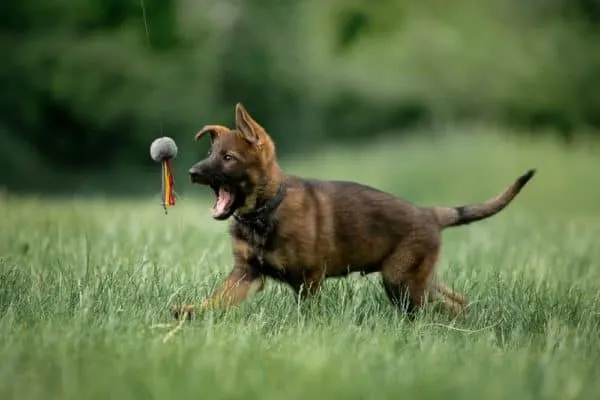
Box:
171;264;265;320
200;265;266;310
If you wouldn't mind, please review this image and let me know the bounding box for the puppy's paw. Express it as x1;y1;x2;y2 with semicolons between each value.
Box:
170;304;195;320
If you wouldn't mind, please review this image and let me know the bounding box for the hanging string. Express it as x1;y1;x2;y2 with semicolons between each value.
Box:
141;0;183;213
140;0;163;138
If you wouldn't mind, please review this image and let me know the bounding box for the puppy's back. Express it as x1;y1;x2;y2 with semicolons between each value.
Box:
281;176;431;275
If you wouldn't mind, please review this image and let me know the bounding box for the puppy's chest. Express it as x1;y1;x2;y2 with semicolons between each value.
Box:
232;220;298;277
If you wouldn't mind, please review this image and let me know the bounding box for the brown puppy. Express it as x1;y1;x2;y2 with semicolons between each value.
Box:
172;103;535;319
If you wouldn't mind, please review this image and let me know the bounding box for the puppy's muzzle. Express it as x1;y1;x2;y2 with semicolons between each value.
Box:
189;164;210;185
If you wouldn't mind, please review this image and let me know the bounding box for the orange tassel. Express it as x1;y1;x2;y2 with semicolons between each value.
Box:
162;159;176;212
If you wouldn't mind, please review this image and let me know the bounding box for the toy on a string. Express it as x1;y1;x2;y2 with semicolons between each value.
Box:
150;137;178;213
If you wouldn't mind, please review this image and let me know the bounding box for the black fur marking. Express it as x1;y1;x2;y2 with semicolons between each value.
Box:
252;257;288;282
233;183;286;232
516;169;536;187
455;206;467;222
232;183;286;264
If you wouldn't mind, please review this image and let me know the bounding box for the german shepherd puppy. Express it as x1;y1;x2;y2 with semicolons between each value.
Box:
172;103;535;319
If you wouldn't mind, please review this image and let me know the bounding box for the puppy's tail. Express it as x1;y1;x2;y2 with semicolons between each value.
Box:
432;169;536;229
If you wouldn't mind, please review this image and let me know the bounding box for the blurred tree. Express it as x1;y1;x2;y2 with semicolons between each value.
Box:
0;0;599;192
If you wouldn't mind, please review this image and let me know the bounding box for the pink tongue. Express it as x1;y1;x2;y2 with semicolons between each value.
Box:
213;188;234;217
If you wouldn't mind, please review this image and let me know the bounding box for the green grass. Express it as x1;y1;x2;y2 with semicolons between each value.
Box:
1;130;600;399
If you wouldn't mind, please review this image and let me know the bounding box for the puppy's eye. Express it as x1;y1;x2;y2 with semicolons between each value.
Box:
223;154;234;162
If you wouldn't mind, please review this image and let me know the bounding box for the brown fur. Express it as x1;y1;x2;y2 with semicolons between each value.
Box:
171;103;536;319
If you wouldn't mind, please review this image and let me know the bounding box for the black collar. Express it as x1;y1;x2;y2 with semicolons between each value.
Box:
233;183;286;230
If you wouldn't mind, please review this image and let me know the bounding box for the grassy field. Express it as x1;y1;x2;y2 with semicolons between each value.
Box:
1;130;600;399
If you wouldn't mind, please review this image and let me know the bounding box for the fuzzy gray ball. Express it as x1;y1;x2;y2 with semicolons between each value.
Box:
150;137;178;162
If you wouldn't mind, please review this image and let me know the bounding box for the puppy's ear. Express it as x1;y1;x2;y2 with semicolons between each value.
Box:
235;103;268;146
194;125;230;142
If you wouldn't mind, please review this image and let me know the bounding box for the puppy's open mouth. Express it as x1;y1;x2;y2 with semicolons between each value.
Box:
210;184;238;220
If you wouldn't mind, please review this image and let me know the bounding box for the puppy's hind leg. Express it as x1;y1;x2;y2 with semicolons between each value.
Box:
429;279;468;317
380;241;465;319
380;247;433;316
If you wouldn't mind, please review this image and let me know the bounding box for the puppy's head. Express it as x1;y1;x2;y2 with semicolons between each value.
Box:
189;103;278;220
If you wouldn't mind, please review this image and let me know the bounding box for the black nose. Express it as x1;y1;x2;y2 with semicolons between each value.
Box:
189;167;202;183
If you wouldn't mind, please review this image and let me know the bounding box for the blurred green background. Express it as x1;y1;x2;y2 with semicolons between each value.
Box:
2;0;600;194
